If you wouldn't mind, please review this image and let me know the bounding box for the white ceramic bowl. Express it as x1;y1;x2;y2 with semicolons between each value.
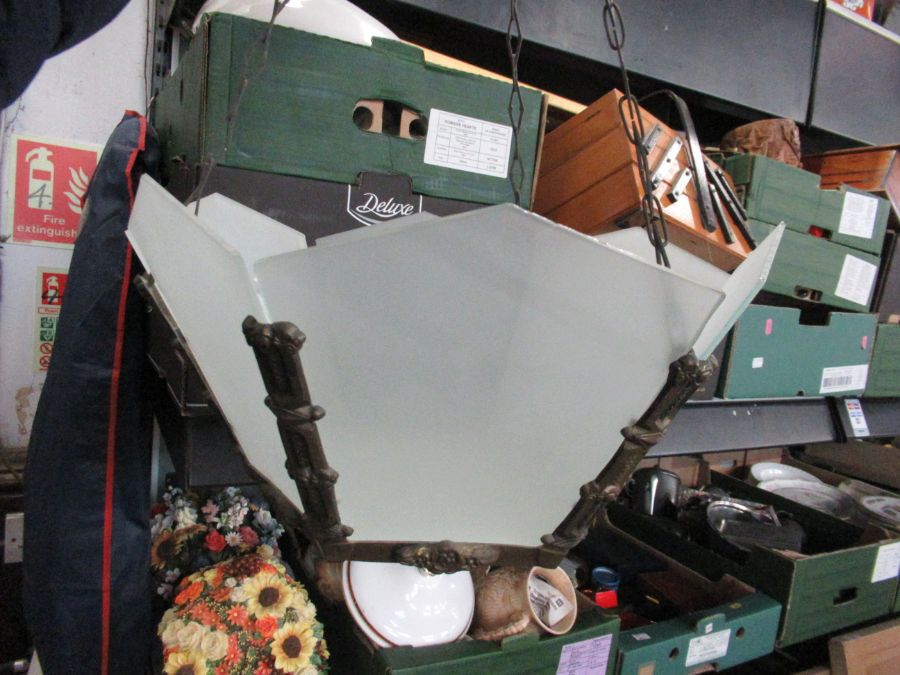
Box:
342;561;475;647
750;462;823;484
192;0;398;45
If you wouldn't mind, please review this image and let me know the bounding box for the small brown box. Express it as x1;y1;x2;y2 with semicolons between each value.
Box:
535;89;754;271
803;144;900;224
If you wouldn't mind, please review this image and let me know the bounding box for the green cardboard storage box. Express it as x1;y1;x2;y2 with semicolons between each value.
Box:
616;594;779;675
726;154;889;255
718;304;877;399
748;220;881;312
581;522;780;674
607;471;900;647
152;14;546;207
865;323;900;398
324;602;619;674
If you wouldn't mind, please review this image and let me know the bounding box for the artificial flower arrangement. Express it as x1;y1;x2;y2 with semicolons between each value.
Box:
151;486;286;600
159;553;329;674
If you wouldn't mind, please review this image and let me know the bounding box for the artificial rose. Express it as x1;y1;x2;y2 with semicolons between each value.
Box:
159;619;184;647
205;529;227;553
293;601;316;624
175;620;206;652
254;509;275;529
159;608;178;632
175;505;198;528
175;581;203;605
239;526;260;548
256;615;278;639
200;629;229;662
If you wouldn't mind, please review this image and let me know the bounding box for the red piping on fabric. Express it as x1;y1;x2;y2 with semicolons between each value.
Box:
100;110;145;675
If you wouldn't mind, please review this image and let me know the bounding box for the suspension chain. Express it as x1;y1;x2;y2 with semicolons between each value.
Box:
186;0;289;211
602;0;670;267
506;0;526;207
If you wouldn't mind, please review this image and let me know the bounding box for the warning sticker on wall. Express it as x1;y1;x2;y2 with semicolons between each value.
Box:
34;267;68;371
5;134;101;247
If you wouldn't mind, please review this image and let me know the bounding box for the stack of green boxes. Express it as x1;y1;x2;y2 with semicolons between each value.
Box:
866;323;900;397
717;154;890;399
152;14;546;210
607;471;900;649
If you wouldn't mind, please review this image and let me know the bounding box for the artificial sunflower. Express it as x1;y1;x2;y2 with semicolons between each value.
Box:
159;554;329;673
162;650;207;675
270;622;316;673
243;571;295;619
175;523;207;544
151;530;183;570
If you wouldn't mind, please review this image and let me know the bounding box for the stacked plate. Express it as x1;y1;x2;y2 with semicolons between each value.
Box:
752;462;857;521
858;495;900;533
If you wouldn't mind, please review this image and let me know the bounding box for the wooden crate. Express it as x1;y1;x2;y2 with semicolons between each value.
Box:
828;617;900;675
804;145;900;223
534;89;754;271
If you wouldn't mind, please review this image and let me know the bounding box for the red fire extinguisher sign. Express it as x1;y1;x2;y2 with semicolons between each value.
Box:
6;134;101;247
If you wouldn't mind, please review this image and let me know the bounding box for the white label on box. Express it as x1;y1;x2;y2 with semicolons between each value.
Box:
839;191;878;240
556;634;613;675
423;108;513;179
820;364;868;394
685;628;731;668
751;356;764;369
844;398;870;437
631;633;652;641
871;541;900;583
835;254;878;307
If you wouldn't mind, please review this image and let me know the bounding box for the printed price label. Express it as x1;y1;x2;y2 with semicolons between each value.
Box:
835;255;877;307
556;634;613;675
820;365;868;394
844;398;870;437
685;628;731;667
528;575;574;627
839;192;878;240
871;541;900;583
424;109;512;179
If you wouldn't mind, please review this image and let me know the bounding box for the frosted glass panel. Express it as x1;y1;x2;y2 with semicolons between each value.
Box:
129;178;775;551
254;207;723;546
127;180;286;500
598;226;784;360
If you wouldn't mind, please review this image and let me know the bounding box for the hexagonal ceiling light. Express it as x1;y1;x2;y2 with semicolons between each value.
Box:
128;176;781;572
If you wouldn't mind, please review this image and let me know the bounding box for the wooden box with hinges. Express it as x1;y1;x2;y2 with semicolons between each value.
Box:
151;13;546;207
534;89;754;272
